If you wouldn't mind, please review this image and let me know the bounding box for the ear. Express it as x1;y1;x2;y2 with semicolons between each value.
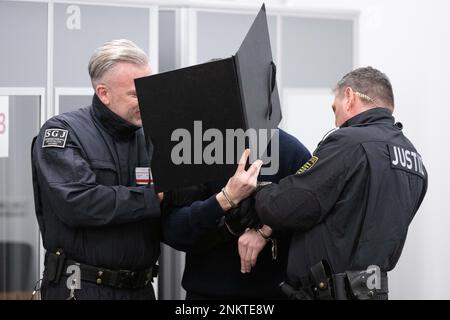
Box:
344;87;356;111
95;84;110;106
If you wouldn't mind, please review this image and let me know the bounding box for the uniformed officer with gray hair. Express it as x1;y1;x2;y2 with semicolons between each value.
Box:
32;39;161;300
250;66;428;300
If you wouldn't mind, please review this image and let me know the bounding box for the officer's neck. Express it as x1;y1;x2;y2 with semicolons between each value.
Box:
341;107;393;128
92;94;140;140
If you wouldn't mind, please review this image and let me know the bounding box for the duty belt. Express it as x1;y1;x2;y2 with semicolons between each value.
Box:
280;260;389;300
44;249;158;290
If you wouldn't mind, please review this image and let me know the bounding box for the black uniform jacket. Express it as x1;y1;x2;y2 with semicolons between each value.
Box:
32;95;160;271
256;108;428;286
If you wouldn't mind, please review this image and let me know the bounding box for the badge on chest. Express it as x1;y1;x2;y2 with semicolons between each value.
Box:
135;167;153;185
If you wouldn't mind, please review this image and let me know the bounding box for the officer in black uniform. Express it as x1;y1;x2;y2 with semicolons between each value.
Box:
255;67;428;300
31;39;161;300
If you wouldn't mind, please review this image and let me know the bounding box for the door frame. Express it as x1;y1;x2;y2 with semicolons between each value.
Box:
0;86;46;291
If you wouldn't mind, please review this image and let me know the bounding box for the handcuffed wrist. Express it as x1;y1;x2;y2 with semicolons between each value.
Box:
256;228;278;260
256;228;271;241
221;187;238;209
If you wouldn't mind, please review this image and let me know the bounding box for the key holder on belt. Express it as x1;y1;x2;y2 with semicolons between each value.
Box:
45;248;67;284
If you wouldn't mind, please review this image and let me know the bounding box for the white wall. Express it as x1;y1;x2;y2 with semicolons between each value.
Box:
166;0;450;299
278;0;450;299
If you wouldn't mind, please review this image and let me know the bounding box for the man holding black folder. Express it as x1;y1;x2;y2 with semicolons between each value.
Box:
136;5;311;299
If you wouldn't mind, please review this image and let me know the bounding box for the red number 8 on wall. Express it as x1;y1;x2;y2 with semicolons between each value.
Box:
0;113;6;134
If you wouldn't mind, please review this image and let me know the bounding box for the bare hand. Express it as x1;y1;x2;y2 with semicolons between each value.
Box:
158;192;164;203
238;228;268;273
224;149;263;205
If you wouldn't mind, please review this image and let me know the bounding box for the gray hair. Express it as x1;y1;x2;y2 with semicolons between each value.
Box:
88;39;149;87
334;66;395;111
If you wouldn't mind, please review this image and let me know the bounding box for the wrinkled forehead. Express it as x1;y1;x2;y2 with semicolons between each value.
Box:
104;63;150;85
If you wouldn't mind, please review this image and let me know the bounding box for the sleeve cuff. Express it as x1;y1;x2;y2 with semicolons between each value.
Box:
143;186;161;218
189;194;226;229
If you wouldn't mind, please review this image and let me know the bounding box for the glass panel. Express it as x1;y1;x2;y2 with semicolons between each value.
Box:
59;95;93;115
197;11;277;64
54;3;151;87
159;10;177;73
159;244;186;300
0;1;47;87
0;95;41;300
157;10;183;297
281;90;335;153
282;17;354;88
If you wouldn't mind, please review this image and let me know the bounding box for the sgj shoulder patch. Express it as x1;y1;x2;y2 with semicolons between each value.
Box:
42;128;69;148
296;156;319;175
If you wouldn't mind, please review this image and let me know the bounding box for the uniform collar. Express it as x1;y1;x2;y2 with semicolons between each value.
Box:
341;107;395;128
91;94;140;139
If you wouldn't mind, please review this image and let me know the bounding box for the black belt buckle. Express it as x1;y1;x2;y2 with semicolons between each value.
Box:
117;270;137;289
117;268;153;289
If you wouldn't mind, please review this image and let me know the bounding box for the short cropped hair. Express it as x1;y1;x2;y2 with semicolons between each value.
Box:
88;39;148;87
334;66;395;111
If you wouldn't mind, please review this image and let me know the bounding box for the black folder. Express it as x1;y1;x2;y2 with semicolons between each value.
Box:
135;4;282;192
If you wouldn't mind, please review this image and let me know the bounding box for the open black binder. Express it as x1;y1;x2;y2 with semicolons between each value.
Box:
136;4;282;191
